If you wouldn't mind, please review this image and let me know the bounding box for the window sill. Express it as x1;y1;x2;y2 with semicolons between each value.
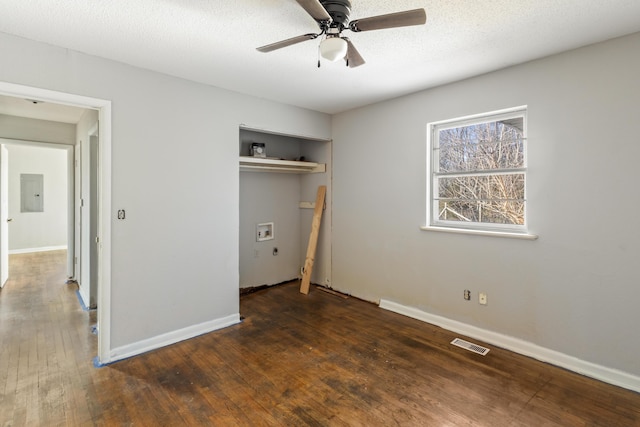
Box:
420;225;538;240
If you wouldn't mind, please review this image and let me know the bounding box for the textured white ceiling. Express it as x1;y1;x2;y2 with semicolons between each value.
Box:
1;0;640;116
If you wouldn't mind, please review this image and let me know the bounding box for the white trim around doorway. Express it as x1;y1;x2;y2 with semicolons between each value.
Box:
0;81;113;364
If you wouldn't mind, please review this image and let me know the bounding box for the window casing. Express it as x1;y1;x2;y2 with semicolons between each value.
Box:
427;107;528;234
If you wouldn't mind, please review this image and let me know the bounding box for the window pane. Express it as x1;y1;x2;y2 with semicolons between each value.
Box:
437;174;524;225
437;199;525;225
437;120;524;173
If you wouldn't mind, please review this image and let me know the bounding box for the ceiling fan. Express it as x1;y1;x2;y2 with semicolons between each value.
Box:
256;0;427;68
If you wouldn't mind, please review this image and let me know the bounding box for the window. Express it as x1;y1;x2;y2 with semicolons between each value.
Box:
427;107;528;235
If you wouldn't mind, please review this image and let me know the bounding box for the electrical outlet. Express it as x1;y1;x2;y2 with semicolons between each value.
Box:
479;292;488;305
464;290;471;301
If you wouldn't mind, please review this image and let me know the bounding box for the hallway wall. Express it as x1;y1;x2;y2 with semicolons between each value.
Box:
7;144;68;252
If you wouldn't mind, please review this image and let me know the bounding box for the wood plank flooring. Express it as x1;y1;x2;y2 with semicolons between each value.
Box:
1;250;639;425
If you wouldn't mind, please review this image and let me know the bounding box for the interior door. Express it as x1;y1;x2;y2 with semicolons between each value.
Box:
1;144;9;288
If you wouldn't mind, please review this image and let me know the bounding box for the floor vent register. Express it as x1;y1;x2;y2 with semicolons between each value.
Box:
450;338;490;356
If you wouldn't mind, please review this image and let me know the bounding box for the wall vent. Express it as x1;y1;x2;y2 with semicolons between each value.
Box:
451;338;490;356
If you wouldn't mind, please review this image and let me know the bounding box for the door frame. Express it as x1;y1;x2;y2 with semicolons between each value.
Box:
0;81;113;364
0;144;8;288
0;139;73;272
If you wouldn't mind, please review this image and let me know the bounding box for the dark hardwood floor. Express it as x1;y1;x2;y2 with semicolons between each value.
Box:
1;250;639;425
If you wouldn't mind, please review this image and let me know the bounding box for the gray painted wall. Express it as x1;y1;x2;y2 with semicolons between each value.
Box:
240;170;301;287
331;32;640;377
0;31;331;351
0;114;75;145
6;144;68;251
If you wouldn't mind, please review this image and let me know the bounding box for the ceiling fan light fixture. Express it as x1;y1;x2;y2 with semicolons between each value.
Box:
319;36;348;62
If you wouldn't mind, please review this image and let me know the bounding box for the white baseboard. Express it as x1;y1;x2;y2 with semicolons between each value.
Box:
108;314;241;363
9;245;67;254
379;299;640;393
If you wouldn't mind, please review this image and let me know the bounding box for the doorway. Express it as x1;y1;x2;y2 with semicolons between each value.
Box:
0;142;72;258
0;81;112;364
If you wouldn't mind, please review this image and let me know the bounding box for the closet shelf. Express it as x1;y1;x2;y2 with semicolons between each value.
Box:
239;156;326;174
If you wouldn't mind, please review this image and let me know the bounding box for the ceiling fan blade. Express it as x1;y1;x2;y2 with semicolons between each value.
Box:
294;0;332;22
349;8;426;32
344;38;365;68
256;33;319;53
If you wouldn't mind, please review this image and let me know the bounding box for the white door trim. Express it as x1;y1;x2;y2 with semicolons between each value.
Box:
0;81;113;364
0;144;8;288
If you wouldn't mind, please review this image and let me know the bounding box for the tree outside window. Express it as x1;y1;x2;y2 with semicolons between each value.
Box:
428;108;527;233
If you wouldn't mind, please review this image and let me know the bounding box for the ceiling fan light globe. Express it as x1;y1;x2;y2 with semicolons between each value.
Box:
320;37;348;62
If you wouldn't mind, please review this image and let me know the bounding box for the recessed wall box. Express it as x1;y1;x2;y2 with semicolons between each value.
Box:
256;222;274;241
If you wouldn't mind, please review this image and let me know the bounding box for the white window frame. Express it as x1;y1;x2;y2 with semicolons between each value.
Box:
424;106;536;239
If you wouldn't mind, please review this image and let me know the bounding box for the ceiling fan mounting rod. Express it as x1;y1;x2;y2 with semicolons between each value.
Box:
319;0;351;29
